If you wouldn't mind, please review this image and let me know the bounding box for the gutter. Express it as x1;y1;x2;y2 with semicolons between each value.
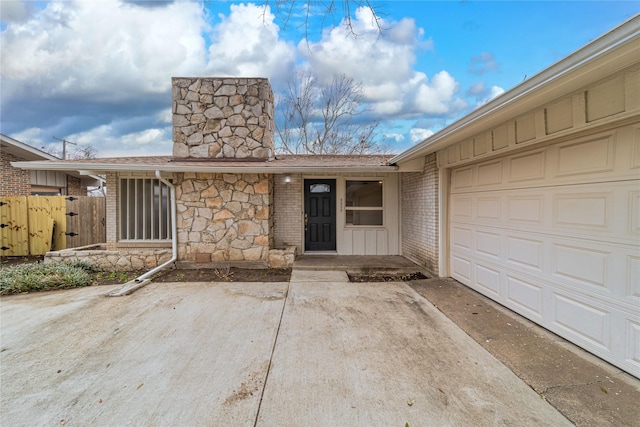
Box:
106;171;178;297
11;161;398;174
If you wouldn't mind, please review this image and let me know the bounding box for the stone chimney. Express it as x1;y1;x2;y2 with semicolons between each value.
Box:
172;77;274;160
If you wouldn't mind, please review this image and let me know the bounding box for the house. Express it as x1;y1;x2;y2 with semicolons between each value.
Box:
11;16;640;378
1;133;103;196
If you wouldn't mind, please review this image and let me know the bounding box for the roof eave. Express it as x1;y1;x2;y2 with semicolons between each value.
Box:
12;161;398;174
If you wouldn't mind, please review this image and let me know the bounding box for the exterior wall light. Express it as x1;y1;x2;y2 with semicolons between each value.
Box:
284;175;292;183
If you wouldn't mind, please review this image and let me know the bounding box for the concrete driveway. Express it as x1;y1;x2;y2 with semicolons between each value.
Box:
1;271;571;426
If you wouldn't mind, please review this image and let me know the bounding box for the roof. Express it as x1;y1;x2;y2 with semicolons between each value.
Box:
1;133;60;161
12;154;399;174
2;133;105;186
390;14;640;164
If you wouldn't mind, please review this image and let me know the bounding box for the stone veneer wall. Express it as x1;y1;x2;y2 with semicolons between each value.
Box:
175;172;272;263
272;173;303;249
45;245;172;271
401;153;439;275
172;78;274;159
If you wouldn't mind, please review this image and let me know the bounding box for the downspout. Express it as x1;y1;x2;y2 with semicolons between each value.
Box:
106;170;178;296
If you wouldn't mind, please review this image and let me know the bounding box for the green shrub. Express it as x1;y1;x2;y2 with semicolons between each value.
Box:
0;262;94;295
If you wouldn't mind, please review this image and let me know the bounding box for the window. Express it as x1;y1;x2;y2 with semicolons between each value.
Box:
345;180;383;226
119;178;172;241
310;183;331;193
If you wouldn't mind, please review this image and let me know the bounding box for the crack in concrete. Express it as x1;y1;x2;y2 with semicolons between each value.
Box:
253;281;290;427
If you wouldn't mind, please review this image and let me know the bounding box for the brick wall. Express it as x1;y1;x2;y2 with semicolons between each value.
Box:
105;172;118;249
272;173;302;249
1;151;31;196
66;175;87;196
401;153;439;275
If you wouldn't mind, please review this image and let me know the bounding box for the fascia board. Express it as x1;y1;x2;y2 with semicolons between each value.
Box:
12;161;398;174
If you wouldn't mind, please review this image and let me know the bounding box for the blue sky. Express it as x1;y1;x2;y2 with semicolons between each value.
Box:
1;1;637;157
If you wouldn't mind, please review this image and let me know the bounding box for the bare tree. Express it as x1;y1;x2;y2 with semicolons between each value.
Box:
262;0;383;36
276;72;384;155
44;142;99;160
66;145;99;160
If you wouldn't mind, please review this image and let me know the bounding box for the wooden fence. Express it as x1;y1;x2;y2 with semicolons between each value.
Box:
0;196;106;256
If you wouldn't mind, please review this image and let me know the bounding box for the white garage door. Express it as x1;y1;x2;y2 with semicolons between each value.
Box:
448;126;640;378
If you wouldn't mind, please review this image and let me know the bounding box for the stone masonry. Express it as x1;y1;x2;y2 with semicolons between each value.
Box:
172;77;274;159
175;172;272;263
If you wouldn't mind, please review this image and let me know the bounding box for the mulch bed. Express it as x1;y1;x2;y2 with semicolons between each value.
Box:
348;272;429;282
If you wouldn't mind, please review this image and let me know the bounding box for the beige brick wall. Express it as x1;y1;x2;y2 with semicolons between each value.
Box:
401;153;439;275
1;151;31;196
272;173;302;249
66;175;86;196
105;172;118;249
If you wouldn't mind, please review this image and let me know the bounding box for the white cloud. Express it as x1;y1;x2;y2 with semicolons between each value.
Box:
383;133;404;142
206;3;296;86
300;7;464;119
410;128;434;143
414;71;460;115
1;0;208;101
468;81;505;107
67;125;172;157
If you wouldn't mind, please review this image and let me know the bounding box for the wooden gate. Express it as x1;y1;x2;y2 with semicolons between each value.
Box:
65;196;106;249
0;196;106;256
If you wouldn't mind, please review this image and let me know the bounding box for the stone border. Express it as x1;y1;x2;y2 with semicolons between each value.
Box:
45;247;173;271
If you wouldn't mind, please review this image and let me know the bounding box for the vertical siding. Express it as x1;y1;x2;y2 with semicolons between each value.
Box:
401;153;439;275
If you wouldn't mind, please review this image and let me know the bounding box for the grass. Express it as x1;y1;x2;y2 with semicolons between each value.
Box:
0;261;95;295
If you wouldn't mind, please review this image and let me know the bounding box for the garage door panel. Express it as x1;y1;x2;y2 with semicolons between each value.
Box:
551;292;612;352
554;192;610;229
554;134;615;177
627;255;640;301
631;190;640;234
508;149;546;183
507;196;544;224
448;129;639;378
506;275;544;320
476;230;501;258
451;196;472;220
626;319;640;370
454;183;636;245
475;264;501;298
451;226;472;250
477;197;501;221
452;255;472;282
477;161;503;186
552;243;609;288
451;167;473;190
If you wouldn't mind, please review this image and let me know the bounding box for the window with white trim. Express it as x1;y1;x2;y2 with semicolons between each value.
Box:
345;180;383;226
119;178;172;241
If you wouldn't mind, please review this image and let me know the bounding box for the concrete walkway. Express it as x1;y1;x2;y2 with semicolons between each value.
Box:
1;271;572;426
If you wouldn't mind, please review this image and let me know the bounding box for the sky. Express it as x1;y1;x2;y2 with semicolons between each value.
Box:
1;0;638;158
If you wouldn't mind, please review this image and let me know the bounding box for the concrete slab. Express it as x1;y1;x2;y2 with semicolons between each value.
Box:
290;269;350;282
410;278;640;426
1;282;288;426
257;281;572;426
1;277;575;426
294;255;421;273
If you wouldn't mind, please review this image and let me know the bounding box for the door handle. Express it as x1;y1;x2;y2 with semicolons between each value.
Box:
304;213;308;230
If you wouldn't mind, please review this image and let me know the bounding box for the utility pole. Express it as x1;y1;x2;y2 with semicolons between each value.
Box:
53;136;76;159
